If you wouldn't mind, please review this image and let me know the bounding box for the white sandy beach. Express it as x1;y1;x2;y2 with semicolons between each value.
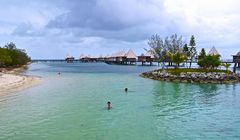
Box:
0;73;41;95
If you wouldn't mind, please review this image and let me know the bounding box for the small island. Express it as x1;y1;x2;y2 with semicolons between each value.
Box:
141;68;240;84
141;34;240;84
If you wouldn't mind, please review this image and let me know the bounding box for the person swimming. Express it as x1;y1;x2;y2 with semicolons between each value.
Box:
107;101;112;109
125;88;128;92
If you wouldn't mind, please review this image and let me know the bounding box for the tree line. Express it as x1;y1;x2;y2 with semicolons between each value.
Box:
0;42;31;68
148;34;226;70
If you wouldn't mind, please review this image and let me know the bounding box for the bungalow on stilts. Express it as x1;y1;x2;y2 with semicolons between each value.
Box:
138;51;155;66
233;51;240;73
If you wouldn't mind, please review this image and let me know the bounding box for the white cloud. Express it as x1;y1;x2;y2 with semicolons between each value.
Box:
164;0;240;58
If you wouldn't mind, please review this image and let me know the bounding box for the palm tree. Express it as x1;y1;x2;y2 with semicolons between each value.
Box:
221;63;231;71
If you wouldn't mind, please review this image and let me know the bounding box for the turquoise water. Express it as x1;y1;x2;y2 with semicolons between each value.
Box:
0;62;240;140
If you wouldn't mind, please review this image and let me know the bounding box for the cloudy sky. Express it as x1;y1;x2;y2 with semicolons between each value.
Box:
0;0;239;59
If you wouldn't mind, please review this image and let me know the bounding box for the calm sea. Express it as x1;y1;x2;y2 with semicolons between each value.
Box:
0;62;240;140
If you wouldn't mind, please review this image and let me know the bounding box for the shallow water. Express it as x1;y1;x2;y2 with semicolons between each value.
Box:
0;62;240;140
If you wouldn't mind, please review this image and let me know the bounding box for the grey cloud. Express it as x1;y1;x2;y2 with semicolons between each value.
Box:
46;0;182;41
48;0;150;29
11;23;46;37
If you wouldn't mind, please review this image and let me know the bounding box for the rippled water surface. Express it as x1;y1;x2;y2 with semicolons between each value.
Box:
0;62;240;140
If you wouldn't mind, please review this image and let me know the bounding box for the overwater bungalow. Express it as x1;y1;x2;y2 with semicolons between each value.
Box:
115;51;126;62
233;51;240;73
97;55;105;62
104;54;110;61
65;54;74;63
125;49;137;64
106;51;126;64
138;51;155;66
105;49;139;65
80;55;97;62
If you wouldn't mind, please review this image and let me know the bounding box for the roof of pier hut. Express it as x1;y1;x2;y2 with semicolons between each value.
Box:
80;54;85;59
145;51;155;58
125;49;137;59
233;51;240;56
208;46;220;55
65;54;74;59
111;51;126;57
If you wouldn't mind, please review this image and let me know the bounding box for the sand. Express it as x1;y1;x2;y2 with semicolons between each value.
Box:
0;73;41;95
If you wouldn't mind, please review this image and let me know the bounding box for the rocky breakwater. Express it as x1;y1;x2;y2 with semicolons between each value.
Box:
140;70;240;84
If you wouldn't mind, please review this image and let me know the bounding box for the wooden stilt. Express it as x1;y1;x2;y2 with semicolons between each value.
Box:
233;63;237;73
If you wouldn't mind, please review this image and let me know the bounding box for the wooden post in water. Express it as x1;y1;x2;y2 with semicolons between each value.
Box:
232;51;240;73
233;63;237;73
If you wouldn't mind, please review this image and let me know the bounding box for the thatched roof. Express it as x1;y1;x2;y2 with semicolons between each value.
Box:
234;51;240;56
208;46;220;55
80;54;85;59
65;54;74;59
145;51;155;58
111;51;126;57
125;49;137;59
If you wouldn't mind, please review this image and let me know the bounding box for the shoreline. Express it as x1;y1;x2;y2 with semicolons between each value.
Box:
0;73;41;95
0;64;41;95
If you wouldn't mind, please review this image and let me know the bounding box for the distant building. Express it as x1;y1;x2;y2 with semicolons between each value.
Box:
232;51;240;73
108;51;126;62
208;46;220;56
233;51;240;63
138;50;155;66
125;49;137;64
65;54;74;63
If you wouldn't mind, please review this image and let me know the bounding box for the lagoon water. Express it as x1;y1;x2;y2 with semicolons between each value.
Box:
0;62;240;140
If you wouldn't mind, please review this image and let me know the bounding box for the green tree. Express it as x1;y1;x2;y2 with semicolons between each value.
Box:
188;35;197;68
221;63;231;71
4;42;17;50
198;48;221;69
189;35;196;46
147;34;167;67
198;48;207;68
0;42;31;68
183;44;190;56
0;48;12;66
207;55;221;69
168;52;187;68
147;34;185;67
198;48;206;60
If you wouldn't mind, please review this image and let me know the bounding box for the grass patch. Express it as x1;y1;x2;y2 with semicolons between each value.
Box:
156;68;231;75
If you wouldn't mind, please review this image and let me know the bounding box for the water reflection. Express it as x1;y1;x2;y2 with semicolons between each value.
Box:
152;82;224;118
151;81;240;139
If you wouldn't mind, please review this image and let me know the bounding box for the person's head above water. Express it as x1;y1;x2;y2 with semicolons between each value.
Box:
125;88;128;92
107;101;112;109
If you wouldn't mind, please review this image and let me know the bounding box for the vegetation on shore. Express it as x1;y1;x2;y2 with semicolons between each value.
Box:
147;34;222;70
143;34;239;83
0;42;31;68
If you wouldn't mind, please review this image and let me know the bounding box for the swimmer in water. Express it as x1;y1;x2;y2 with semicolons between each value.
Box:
125;88;128;92
107;101;112;109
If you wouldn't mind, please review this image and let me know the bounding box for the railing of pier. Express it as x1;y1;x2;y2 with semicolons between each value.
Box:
221;59;233;63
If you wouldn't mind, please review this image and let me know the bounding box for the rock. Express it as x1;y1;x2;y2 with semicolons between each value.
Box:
140;69;240;84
